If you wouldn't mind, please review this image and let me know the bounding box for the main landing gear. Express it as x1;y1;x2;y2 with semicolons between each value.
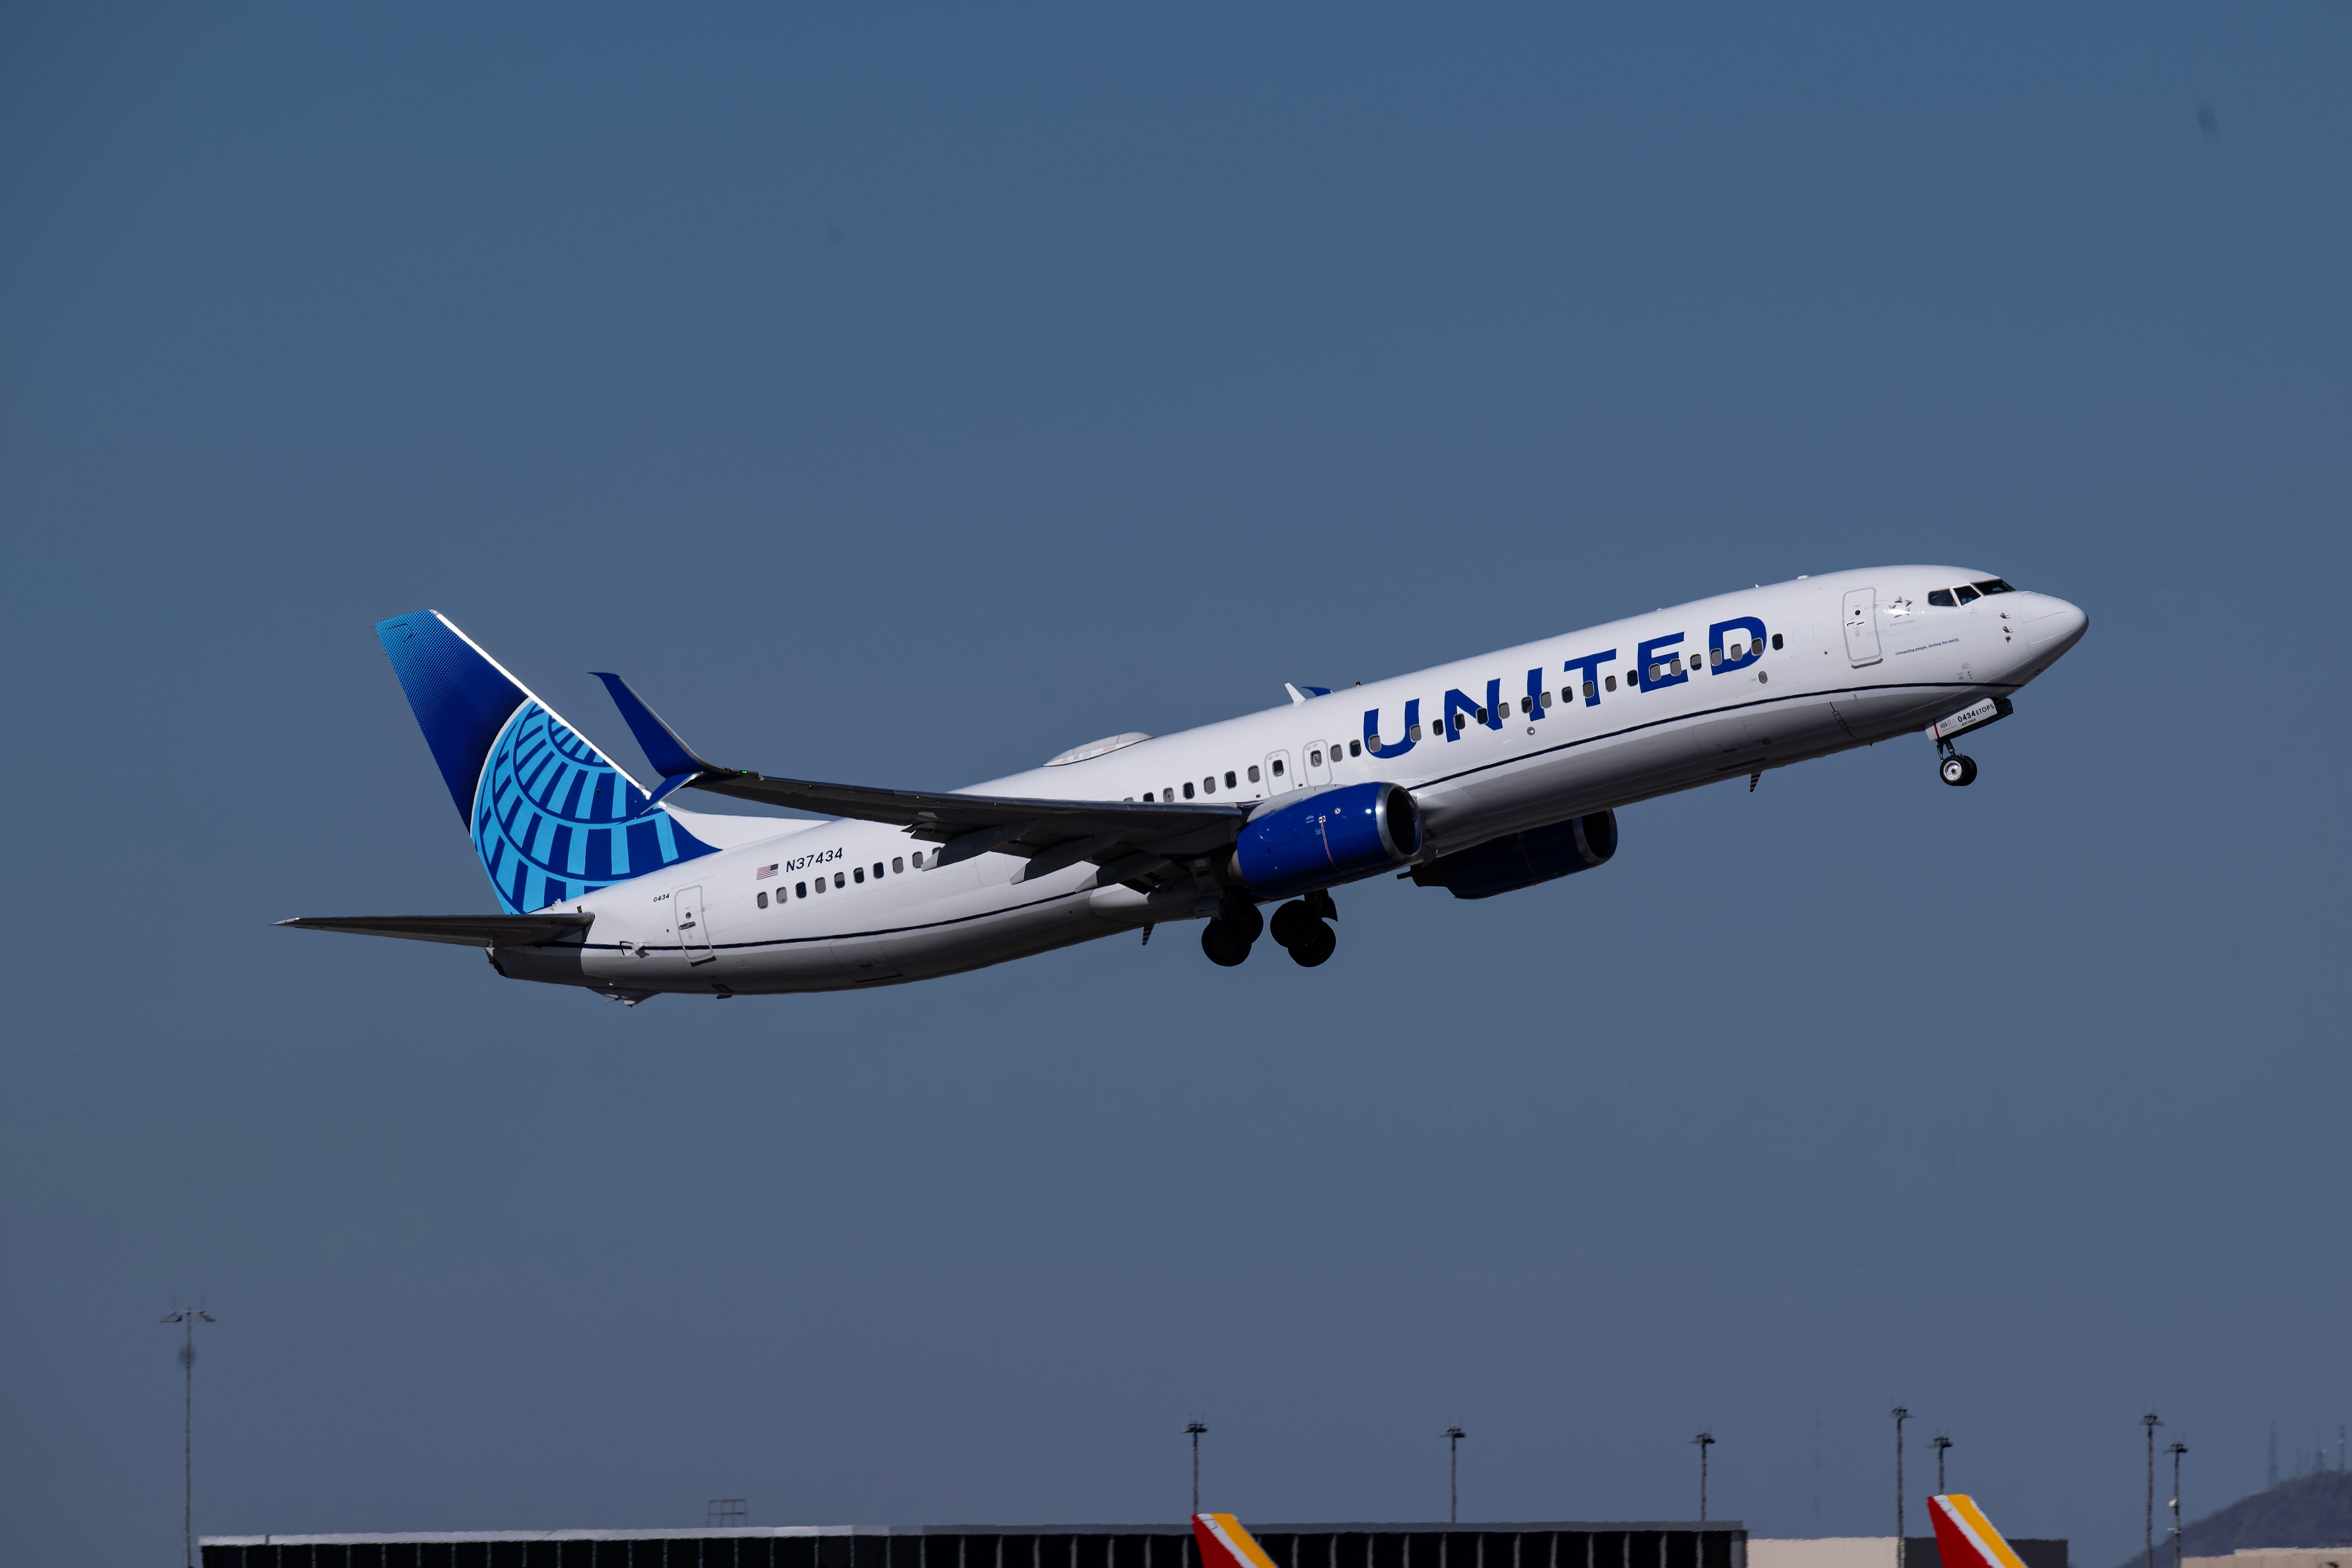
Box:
1199;889;1339;968
1269;889;1338;968
1936;738;1978;787
1199;892;1261;967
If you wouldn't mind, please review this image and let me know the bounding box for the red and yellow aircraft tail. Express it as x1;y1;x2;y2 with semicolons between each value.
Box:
1928;1495;2030;1568
1193;1517;1281;1568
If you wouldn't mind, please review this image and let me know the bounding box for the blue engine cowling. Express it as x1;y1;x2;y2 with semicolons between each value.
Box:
1406;810;1617;900
1234;782;1423;900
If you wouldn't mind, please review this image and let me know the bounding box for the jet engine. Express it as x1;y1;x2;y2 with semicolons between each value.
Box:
1233;782;1422;900
1407;810;1618;900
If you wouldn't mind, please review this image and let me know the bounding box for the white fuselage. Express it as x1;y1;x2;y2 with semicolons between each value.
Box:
499;566;2085;994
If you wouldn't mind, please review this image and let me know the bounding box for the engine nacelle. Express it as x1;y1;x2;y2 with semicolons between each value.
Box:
1407;810;1618;900
1234;782;1422;900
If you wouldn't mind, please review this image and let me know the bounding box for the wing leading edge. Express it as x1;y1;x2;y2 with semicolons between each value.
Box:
590;672;1245;885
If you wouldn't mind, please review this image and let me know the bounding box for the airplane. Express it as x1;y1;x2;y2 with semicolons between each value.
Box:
1193;1514;1281;1568
1926;1493;2034;1568
280;566;2087;999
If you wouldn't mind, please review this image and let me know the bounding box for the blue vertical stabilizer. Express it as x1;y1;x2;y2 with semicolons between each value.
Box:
375;612;715;913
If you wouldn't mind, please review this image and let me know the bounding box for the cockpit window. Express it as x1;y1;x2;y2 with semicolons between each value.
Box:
1954;584;1981;604
1972;578;2015;594
1928;589;1956;608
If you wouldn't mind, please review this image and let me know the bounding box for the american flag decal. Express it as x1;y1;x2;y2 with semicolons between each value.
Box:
757;863;778;879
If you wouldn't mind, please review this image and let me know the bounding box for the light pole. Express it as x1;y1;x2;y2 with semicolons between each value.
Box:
1692;1433;1716;1522
1931;1435;1952;1495
1446;1428;1466;1523
161;1306;217;1568
2166;1442;2187;1568
2141;1413;2164;1568
1892;1407;1911;1568
1185;1423;1207;1513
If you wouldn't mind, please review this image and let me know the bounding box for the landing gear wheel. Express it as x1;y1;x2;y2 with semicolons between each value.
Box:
1939;754;1977;787
1269;900;1314;950
1201;921;1252;967
1216;892;1263;944
1287;918;1336;968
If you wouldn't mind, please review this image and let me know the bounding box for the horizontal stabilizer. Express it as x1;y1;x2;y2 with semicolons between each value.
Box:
276;913;594;947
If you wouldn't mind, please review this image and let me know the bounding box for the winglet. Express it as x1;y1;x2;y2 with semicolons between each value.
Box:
1928;1495;2029;1568
1193;1517;1279;1568
1284;683;1333;705
592;672;724;782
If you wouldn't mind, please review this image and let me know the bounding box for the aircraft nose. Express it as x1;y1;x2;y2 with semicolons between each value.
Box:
2020;595;2088;660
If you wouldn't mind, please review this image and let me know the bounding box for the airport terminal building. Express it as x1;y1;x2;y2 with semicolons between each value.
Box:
202;1521;1748;1568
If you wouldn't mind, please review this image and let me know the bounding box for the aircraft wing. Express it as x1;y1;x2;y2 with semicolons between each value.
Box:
276;913;595;946
591;673;1247;883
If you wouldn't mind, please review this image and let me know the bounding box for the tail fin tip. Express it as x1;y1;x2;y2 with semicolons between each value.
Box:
1193;1517;1280;1568
1928;1495;2028;1568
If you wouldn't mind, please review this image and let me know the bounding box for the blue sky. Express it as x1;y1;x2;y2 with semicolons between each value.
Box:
2;6;2347;1566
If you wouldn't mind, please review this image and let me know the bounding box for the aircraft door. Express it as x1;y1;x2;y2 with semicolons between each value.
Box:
1842;588;1883;667
672;884;715;965
1263;750;1293;794
1303;741;1332;786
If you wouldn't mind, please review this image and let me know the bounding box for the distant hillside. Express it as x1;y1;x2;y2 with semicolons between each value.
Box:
2114;1471;2352;1568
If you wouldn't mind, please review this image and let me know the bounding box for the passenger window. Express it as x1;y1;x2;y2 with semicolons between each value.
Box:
873;862;884;878
1310;749;1323;765
814;878;825;894
1771;634;1784;650
1409;723;1422;740
893;857;904;874
1539;690;1552;708
757;891;769;908
1247;765;1260;783
1164;785;1175;800
1224;770;1237;788
1475;706;1488;723
1203;776;1215;794
1183;781;1196;799
911;851;925;868
1709;648;1722;665
1928;589;1956;608
1671;657;1684;674
854;866;865;883
1142;790;1154;801
797;882;807;897
1271;759;1285;775
1604;675;1617;691
1348;740;1362;757
1954;584;1980;604
833;872;844;889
